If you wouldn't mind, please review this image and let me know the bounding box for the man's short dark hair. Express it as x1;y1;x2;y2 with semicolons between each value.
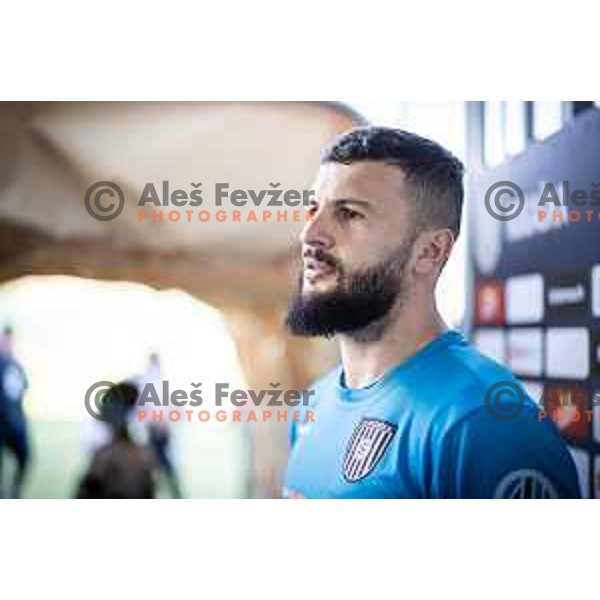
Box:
321;127;465;238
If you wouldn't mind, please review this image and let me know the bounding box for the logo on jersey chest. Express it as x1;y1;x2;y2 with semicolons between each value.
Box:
343;419;397;482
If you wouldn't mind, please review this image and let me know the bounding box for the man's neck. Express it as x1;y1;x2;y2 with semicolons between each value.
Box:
338;295;447;389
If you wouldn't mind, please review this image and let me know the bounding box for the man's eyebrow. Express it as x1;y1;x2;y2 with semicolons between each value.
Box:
308;197;373;211
332;198;372;209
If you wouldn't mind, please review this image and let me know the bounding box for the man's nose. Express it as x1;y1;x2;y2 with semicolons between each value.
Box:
300;208;335;250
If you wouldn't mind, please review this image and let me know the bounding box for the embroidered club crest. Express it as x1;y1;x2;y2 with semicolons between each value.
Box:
343;419;397;482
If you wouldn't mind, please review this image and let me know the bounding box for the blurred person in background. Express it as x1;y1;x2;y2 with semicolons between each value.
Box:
131;353;182;498
76;382;156;499
82;400;113;453
0;325;31;499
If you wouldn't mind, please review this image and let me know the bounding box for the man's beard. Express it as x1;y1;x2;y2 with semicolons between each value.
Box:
285;243;413;340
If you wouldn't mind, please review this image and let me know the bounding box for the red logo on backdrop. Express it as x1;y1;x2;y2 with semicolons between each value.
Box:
543;386;590;441
475;281;505;325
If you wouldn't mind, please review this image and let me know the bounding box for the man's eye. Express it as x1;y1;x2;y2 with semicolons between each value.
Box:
307;205;318;216
338;207;364;220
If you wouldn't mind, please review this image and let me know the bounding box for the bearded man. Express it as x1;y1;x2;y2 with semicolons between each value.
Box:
284;127;579;499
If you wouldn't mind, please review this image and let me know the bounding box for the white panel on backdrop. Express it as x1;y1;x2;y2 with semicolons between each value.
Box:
545;327;590;380
506;273;544;324
592;390;600;444
508;328;543;377
592;264;600;318
473;329;506;365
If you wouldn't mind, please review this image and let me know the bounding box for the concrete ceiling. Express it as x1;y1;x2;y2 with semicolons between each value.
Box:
0;101;363;258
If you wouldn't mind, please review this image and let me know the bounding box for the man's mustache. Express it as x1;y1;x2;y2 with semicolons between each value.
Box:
302;247;340;270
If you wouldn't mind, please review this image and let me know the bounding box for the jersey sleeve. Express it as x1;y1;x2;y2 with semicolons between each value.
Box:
434;405;581;499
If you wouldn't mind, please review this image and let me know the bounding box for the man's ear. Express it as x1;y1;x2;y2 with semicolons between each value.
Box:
412;228;455;275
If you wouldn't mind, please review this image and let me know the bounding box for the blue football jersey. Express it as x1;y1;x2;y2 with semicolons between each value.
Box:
284;331;580;499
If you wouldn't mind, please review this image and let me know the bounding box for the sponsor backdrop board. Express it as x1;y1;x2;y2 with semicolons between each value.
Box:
468;108;600;498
